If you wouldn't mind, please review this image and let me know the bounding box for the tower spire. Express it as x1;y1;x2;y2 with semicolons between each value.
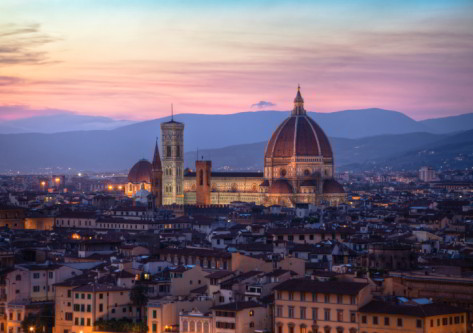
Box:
292;84;306;116
152;137;161;169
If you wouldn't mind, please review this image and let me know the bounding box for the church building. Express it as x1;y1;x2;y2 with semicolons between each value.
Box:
127;87;345;208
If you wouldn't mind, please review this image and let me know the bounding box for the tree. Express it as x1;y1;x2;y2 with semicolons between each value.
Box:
21;305;54;333
130;284;148;323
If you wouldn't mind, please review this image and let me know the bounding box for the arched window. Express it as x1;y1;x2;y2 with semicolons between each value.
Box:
15;275;21;281
190;321;195;332
203;322;209;333
196;322;202;333
182;320;188;332
176;145;180;157
250;322;254;328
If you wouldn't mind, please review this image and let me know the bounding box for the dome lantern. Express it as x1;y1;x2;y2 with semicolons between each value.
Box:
292;85;306;116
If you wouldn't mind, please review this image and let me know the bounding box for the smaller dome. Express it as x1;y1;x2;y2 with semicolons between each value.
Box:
268;179;293;194
260;180;269;187
323;179;345;194
128;159;152;183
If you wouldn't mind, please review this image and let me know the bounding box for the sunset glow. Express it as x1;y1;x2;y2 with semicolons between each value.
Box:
1;0;472;121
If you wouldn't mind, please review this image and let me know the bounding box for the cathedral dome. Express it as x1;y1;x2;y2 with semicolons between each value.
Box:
265;87;333;159
268;179;293;194
323;179;345;194
128;159;152;183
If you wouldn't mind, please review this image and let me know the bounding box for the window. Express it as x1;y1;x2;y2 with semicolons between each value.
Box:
15;275;21;281
74;318;79;325
17;313;21;321
449;317;453;325
152;324;157;333
361;316;367;324
397;318;403;327
442;318;448;326
48;272;53;279
312;308;318;320
87;319;91;326
301;292;305;301
99;293;103;299
437;319;440;326
249;310;254;317
416;320;422;328
33;273;40;279
99;304;103;312
288;307;294;318
87;305;91;312
350;296;356;305
300;307;306;319
324;309;330;321
250;322;254;328
33;286;40;292
430;319;434;327
67;290;71;298
80;304;85;312
350;312;356;323
167;146;171;157
80;318;84;326
373;316;378;325
324;294;330;303
277;291;282;300
289;292;294;300
65;313;73;321
299;235;304;241
337;310;343;322
73;304;80;311
153;310;157;319
176;145;180;157
87;294;91;299
276;306;283;317
312;292;317;302
384;317;390;326
337;295;342;304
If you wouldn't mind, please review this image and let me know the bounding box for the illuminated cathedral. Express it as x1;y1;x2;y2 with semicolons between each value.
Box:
127;87;345;208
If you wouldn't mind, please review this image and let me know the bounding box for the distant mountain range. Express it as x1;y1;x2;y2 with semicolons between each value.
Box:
0;108;134;133
184;130;473;172
0;108;472;173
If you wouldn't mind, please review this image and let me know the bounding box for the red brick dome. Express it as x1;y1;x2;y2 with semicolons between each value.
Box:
323;179;345;194
128;159;152;183
268;179;293;194
265;87;333;159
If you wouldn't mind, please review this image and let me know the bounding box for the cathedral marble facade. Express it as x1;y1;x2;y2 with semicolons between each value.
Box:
127;87;345;208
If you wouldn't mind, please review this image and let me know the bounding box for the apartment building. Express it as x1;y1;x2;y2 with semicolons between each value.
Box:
55;281;135;333
273;279;372;333
210;301;270;333
359;300;468;333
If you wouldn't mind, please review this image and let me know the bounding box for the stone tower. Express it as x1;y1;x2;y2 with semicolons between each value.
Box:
151;139;163;208
160;113;184;205
195;160;212;205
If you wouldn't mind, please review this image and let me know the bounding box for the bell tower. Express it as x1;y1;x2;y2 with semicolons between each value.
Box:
160;106;184;205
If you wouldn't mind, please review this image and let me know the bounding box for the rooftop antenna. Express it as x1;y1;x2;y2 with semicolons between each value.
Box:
196;148;199;162
171;104;174;121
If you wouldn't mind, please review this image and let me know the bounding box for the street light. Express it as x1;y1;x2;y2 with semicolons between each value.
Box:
29;327;34;332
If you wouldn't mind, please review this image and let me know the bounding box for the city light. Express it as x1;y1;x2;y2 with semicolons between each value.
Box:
55;177;60;183
108;185;113;190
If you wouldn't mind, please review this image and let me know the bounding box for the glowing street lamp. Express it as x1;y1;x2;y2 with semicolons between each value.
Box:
108;185;113;190
29;327;34;332
55;177;61;183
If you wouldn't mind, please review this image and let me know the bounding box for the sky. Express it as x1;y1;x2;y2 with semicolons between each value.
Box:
0;0;472;121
